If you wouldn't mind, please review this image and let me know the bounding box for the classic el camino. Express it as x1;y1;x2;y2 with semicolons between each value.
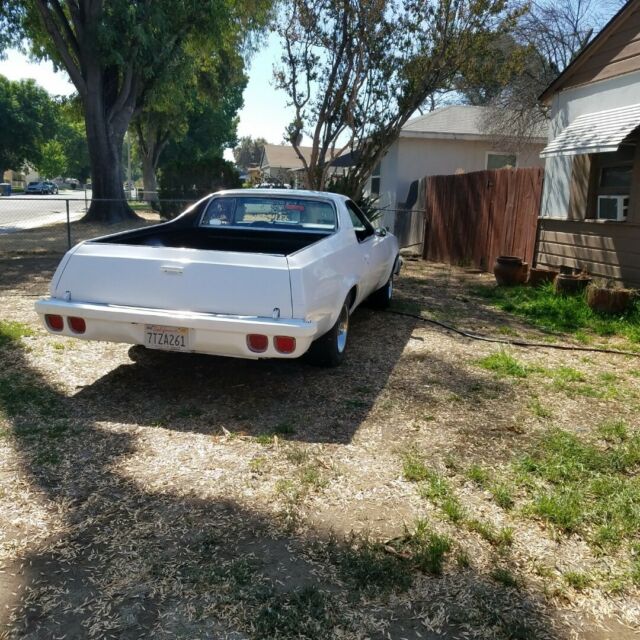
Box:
35;190;400;366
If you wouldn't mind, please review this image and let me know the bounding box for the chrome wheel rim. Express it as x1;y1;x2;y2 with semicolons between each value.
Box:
337;306;349;353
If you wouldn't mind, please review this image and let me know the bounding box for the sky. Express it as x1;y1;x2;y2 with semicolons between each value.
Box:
0;35;294;162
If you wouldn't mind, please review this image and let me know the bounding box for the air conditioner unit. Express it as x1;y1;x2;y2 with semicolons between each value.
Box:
597;195;628;221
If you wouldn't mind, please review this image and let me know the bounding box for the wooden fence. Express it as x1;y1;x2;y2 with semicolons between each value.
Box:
421;167;544;271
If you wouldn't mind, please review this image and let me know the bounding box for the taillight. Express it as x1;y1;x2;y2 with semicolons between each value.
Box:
45;314;64;331
274;336;296;354
69;316;86;334
247;334;268;353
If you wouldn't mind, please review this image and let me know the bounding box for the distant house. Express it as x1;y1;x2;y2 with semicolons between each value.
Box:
537;0;640;287
259;144;313;187
369;105;547;210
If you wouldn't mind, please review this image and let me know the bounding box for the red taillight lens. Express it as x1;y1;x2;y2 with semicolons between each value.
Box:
274;336;296;354
45;314;64;331
69;316;86;334
247;334;268;353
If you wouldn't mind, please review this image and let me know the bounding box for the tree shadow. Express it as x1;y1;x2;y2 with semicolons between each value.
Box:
0;321;568;639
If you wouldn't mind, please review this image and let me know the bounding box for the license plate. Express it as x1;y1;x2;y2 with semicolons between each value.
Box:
144;324;190;352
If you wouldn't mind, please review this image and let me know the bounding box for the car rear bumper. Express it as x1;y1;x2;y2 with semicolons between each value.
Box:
35;298;318;359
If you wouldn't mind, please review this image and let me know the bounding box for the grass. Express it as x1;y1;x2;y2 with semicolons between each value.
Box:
491;567;519;589
471;282;640;343
528;397;553;419
476;350;529;378
0;320;35;347
563;571;593;591
515;427;640;548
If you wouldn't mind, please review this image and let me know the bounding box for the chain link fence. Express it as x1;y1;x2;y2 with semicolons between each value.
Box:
0;193;424;259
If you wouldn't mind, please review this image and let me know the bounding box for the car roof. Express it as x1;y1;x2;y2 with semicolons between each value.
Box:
213;188;349;203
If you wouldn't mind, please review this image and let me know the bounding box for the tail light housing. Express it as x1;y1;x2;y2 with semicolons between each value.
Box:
274;336;296;354
45;314;64;331
247;334;268;353
68;316;86;334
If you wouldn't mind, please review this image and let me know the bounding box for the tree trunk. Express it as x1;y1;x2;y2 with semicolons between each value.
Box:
141;152;160;211
81;85;139;224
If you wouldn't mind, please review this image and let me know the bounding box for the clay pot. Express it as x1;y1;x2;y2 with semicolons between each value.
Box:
494;256;529;286
528;267;559;287
554;273;592;296
586;285;632;314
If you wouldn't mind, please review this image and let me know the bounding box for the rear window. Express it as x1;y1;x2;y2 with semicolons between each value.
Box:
200;196;336;231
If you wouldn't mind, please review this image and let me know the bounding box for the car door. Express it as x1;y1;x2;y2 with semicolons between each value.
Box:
345;200;387;297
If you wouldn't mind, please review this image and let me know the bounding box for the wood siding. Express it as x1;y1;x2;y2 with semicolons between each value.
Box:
562;7;640;90
536;218;640;286
422;168;543;271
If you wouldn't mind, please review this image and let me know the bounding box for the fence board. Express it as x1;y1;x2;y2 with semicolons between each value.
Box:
422;167;543;271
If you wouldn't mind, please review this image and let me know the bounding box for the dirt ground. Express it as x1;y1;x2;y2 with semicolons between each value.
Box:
0;257;639;639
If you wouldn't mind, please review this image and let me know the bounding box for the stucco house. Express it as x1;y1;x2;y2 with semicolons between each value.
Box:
537;0;640;287
369;105;548;210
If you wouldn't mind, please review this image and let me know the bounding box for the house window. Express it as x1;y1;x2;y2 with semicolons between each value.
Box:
487;153;517;170
370;162;381;196
589;145;634;221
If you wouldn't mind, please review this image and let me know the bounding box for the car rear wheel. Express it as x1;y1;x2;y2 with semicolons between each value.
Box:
306;301;350;367
368;274;393;309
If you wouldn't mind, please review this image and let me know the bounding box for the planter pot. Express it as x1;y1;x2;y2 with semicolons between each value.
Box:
528;267;559;287
554;273;592;296
586;285;632;314
494;256;528;286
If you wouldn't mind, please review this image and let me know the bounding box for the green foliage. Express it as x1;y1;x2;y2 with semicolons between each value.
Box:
233;136;267;171
563;571;592;591
476;350;529;378
0;75;57;172
38;139;66;178
490;567;519;588
0;321;34;347
516;427;640;547
471;283;640;343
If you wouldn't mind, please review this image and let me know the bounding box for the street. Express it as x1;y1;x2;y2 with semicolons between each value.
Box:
0;192;89;233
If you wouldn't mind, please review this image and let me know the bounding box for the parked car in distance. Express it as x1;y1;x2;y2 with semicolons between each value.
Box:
26;181;54;194
43;181;58;194
36;190;401;366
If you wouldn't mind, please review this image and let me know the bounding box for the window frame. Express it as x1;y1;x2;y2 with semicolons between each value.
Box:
345;200;375;242
485;152;518;170
586;146;635;222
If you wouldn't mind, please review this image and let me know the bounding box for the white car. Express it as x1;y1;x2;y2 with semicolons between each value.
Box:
35;190;400;366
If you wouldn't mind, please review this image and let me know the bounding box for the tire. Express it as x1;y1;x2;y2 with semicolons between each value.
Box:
368;274;393;310
306;301;350;367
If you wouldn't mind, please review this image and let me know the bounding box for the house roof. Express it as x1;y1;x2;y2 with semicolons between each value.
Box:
401;105;548;142
260;144;313;170
539;0;635;102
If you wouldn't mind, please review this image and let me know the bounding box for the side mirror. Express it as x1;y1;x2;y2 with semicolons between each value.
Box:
375;227;387;237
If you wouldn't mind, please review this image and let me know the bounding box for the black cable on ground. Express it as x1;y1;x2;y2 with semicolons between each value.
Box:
387;309;640;358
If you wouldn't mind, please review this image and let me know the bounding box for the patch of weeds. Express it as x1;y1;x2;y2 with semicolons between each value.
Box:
467;520;514;549
52;342;66;351
491;483;515;510
0;321;35;347
441;495;466;523
273;421;297;436
598;419;628;443
255;433;275;446
299;463;327;490
467;464;490;488
468;282;640;343
285;446;310;466
497;325;519;336
491;567;519;589
254;586;344;639
34;449;61;466
563;571;592;591
249;456;268;474
0;373;63;421
332;535;412;593
402;449;431;482
456;549;471;568
344;398;368;410
528;397;552;419
515;427;640;548
476;350;528;378
410;519;453;576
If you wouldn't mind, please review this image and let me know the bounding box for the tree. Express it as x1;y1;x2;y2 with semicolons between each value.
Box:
479;0;625;148
157;94;244;217
134;43;247;210
1;1;270;223
274;0;518;196
38;139;67;178
233;136;268;171
0;75;57;174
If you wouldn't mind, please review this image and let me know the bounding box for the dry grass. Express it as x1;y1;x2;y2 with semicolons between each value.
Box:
0;259;639;639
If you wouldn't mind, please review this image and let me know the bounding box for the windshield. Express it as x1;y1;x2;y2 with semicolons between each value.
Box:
200;196;336;231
